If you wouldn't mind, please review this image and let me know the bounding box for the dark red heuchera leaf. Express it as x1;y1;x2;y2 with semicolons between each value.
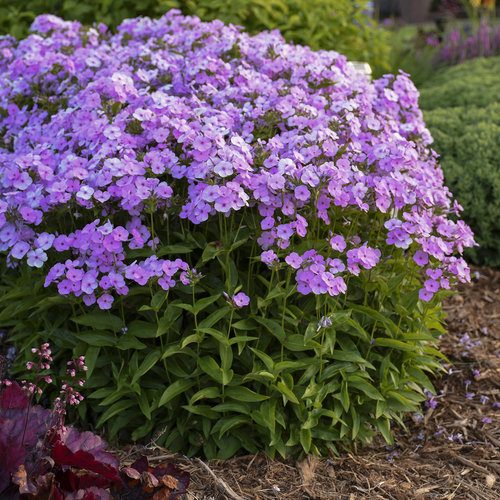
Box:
117;456;189;499
51;427;121;484
64;486;112;500
0;382;29;410
0;383;52;493
55;468;114;492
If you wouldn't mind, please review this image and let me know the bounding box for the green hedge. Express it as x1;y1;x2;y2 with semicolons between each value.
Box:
0;0;390;74
420;57;500;267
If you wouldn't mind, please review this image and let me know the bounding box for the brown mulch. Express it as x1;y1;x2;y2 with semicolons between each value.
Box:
118;267;500;499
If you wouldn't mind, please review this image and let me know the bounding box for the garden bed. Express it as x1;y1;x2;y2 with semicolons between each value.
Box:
116;267;499;499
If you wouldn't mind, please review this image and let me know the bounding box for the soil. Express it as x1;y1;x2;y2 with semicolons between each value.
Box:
118;267;500;499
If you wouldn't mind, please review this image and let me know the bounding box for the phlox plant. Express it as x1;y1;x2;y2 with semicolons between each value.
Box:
0;12;475;459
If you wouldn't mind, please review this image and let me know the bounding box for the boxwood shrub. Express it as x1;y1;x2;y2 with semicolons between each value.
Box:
420;57;500;266
0;13;474;458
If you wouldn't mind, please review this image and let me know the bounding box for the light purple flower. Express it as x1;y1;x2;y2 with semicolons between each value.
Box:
233;292;250;308
97;294;114;310
10;241;30;259
261;250;278;266
329;235;346;252
27;249;47;268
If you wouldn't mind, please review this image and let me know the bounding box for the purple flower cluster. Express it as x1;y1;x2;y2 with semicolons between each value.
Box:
0;12;475;309
438;21;500;66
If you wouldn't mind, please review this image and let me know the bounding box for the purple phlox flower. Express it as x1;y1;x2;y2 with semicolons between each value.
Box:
232;292;250;308
97;294;114;310
261;250;278;266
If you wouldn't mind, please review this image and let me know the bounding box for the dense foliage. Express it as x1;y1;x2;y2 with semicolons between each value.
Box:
420;57;500;266
0;0;390;74
0;13;474;458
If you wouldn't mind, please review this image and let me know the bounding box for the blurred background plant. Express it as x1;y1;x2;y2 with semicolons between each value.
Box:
0;0;391;74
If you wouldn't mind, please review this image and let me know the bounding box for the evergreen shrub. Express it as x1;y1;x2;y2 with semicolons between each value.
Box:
421;57;500;266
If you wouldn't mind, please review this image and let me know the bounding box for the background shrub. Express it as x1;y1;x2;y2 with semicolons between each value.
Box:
164;0;391;74
0;13;473;459
420;57;500;266
0;0;390;74
0;0;166;37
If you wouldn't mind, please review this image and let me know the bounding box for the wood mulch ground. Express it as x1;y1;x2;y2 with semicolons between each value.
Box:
119;267;500;499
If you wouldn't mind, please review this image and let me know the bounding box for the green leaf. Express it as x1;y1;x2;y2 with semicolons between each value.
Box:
232;319;258;330
73;331;116;347
376;400;387;419
201;242;222;262
212;415;250;438
224;386;269;403
155;243;196;256
161;345;188;360
96;399;136;427
85;346;100;378
157;305;183;336
137;391;151;419
330;350;366;364
253;316;285;342
265;287;286;302
116;335;147;350
127;320;157;338
181;333;202;349
347;376;385;401
172;303;194;314
304;321;319;342
88;388;114;400
275;381;299;405
212;402;251;413
158;379;195;406
373;338;417;352
199;307;231;328
284;334;320;352
197;327;230;346
250;348;274;372
190;387;221;404
376;418;393;444
351;408;360;439
132;420;155;441
351;304;400;337
300;428;312;453
198;356;225;384
71;312;123;332
150;290;168;310
131;351;161;384
257;399;276;434
182;404;219;419
229;335;258;346
340;381;350;412
193;294;221;314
